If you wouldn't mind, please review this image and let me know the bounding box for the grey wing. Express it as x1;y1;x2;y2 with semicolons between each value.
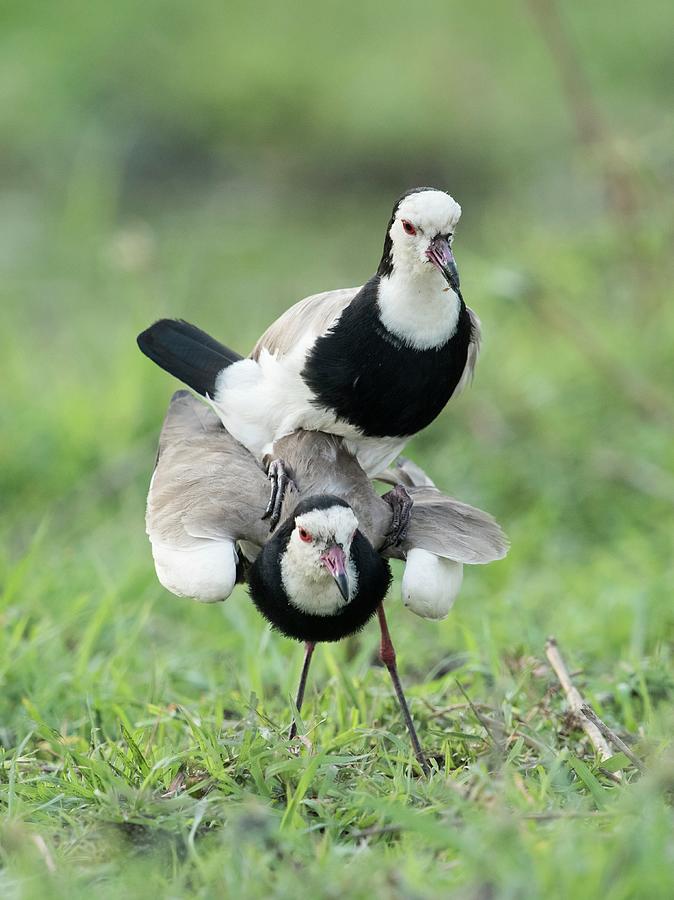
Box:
154;388;224;458
403;488;508;564
270;431;507;564
147;391;272;551
250;287;360;360
374;458;507;563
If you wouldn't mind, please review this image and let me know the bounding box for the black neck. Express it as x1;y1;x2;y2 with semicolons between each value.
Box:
377;226;394;277
247;529;391;644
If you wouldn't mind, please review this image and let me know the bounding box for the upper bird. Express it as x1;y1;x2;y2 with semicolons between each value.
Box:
138;188;480;485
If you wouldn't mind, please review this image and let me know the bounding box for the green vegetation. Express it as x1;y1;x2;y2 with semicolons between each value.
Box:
1;1;673;896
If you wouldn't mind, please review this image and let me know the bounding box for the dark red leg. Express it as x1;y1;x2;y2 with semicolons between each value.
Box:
377;604;430;776
289;641;315;739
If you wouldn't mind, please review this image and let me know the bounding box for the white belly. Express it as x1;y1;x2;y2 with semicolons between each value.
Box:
212;349;408;476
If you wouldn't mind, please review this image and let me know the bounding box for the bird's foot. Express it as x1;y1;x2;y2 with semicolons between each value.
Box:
262;458;297;531
381;484;414;550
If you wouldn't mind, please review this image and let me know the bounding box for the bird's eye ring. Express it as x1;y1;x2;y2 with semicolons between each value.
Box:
401;219;417;236
298;527;312;543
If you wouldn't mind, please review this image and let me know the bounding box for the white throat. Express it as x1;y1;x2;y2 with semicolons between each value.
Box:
281;544;359;617
279;504;360;617
377;266;461;351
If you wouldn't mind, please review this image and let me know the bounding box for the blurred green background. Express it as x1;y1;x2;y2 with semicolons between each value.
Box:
1;1;673;897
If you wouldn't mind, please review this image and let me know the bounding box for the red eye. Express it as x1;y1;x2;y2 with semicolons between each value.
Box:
298;527;312;543
402;220;417;236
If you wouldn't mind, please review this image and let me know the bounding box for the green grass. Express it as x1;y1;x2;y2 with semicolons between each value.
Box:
2;192;673;898
2;1;674;897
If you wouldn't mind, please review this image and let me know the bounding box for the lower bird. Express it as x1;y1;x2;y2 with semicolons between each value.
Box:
146;391;507;773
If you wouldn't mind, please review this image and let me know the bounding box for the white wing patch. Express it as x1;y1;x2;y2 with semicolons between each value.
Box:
151;538;238;603
402;549;463;619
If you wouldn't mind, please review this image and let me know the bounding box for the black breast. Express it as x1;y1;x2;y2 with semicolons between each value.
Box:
300;276;473;438
248;529;391;643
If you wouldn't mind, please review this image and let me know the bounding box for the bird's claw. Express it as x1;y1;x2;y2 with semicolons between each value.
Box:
381;484;414;550
262;458;296;531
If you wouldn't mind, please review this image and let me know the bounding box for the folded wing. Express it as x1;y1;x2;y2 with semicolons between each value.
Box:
251;287;360;361
146;391;273;601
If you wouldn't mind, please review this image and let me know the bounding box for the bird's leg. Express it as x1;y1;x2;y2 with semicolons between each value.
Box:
381;484;414;549
262;458;297;531
376;604;430;776
289;641;315;740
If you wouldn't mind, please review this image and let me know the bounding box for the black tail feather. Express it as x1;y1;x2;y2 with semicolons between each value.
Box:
137;319;243;396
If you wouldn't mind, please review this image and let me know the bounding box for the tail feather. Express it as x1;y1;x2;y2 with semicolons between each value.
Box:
137;319;243;396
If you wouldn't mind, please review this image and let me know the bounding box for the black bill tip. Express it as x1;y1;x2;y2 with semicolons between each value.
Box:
333;572;350;602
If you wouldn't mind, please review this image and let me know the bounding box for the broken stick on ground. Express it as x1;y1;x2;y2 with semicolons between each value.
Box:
580;704;645;773
544;636;621;780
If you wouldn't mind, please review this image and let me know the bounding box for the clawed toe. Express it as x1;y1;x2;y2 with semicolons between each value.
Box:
262;458;296;530
381;483;414;550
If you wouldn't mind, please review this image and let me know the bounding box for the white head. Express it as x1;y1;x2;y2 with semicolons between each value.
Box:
280;500;360;616
379;188;462;289
375;188;464;349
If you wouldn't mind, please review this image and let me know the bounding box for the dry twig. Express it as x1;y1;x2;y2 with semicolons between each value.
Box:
544;637;621;780
161;768;186;798
31;834;56;873
580;704;645;773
